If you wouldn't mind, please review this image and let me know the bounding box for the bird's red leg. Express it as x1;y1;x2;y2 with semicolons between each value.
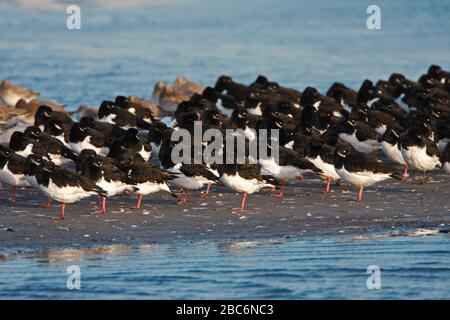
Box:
420;171;427;184
11;186;16;204
201;183;212;198
41;197;51;208
102;197;107;213
177;189;188;205
357;184;364;202
324;176;331;193
60;203;65;220
233;192;247;211
271;182;285;197
135;195;143;209
401;166;408;180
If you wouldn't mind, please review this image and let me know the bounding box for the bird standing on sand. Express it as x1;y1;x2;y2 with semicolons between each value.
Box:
0;146;31;203
333;144;402;201
218;164;277;211
399;127;442;183
33;159;107;220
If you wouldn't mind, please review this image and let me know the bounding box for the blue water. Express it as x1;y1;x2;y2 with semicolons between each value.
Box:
1;0;449;111
1;0;450;299
0;235;449;299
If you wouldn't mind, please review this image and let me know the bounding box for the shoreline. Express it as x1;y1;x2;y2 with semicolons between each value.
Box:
1;171;449;255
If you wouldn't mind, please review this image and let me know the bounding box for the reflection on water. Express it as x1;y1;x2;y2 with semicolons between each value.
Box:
0;234;449;299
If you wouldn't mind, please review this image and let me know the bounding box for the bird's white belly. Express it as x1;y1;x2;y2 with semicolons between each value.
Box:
220;173;264;194
139;146;151;161
135;182;166;196
339;132;380;153
171;175;205;190
336;167;390;186
40;181;94;203
70;136;109;156
96;178;123;197
375;125;387;135
0;167;30;187
381;141;406;165
216;99;233;118
16;144;34;158
306;156;340;180
247;103;262;116
401;146;440;171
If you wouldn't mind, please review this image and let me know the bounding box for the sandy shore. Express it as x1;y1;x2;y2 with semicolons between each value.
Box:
0;170;449;253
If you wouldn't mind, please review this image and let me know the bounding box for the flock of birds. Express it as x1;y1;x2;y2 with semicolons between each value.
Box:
0;64;449;220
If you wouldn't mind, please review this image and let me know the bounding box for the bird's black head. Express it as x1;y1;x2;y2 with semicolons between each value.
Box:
98;100;115;117
300;87;320;107
24;126;42;139
214;75;233;91
428;65;442;78
34;105;53;127
79;116;95;128
388;73;406;86
335;143;353;159
115;95;128;108
45;119;64;137
125;128;140;144
148;121;169;145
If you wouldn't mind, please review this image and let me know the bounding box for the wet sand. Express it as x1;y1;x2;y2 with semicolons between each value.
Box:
0;171;449;253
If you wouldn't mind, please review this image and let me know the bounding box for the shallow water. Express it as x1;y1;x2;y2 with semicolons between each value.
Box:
0;235;449;299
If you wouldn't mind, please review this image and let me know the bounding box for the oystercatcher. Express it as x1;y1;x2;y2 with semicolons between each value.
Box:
69;122;109;156
78;153;137;213
333;143;402;201
337;116;381;153
381;126;408;177
305;137;341;192
218;163;278;211
258;145;321;197
399;127;442;183
34;159;107;219
0;146;31;203
120;160;176;209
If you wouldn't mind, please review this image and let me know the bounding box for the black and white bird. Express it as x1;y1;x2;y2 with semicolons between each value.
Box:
34;105;73;143
304;137;341;192
159;138;219;204
23;126;78;166
0;146;31;203
333;144;402;201
33;159;107;219
69;122;109;156
381;126;408;178
218;164;278;211
258;145;321;197
120;160;176;209
78;152;137;213
337;116;381;153
399;127;442;183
